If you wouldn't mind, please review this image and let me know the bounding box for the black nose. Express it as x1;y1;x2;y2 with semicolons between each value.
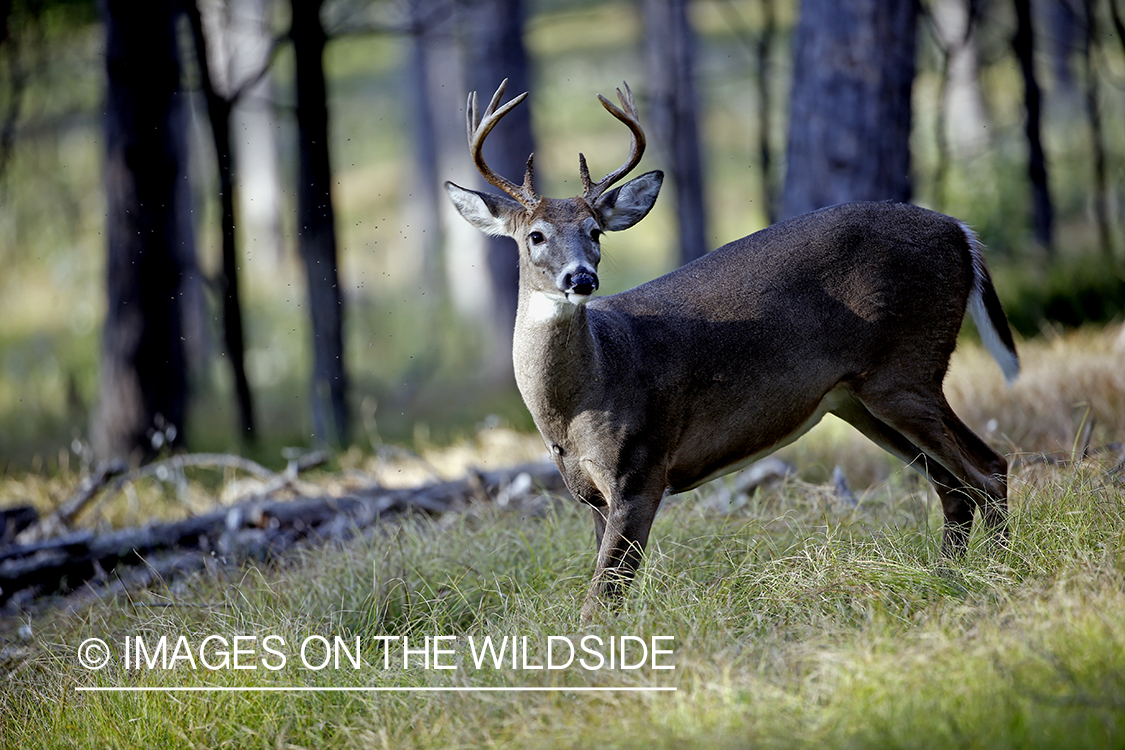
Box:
564;270;598;296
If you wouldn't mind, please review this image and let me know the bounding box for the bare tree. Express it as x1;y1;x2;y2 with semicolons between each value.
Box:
185;0;257;444
1048;0;1081;98
780;0;918;220
754;0;777;224
92;0;200;461
1112;0;1125;57
291;0;349;445
642;0;708;264
708;0;779;221
1080;0;1113;262
1012;0;1053;252
0;0;24;182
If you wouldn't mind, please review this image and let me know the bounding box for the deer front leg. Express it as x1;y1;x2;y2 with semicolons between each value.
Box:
591;505;607;550
581;492;662;623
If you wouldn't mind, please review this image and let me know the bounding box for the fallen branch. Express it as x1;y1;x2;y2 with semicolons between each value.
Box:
0;461;566;612
15;451;329;545
28;460;128;540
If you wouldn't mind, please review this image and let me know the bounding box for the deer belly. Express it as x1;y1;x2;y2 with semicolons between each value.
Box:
667;384;850;493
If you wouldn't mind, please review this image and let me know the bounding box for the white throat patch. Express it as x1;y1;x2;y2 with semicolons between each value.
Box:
525;290;584;323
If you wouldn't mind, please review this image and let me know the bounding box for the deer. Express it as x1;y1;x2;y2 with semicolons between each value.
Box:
444;80;1020;621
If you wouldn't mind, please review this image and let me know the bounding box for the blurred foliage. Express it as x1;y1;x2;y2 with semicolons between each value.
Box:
997;250;1125;337
1;0;1124;473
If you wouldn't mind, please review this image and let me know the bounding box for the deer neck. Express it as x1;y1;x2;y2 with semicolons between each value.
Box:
512;285;601;437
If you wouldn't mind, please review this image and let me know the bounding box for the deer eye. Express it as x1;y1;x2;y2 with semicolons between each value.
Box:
529;231;546;245
590;228;603;242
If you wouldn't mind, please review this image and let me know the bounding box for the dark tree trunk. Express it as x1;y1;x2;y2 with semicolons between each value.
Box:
1049;0;1080;96
780;0;918;220
643;0;709;264
755;0;777;224
1112;0;1125;57
92;0;197;462
291;0;349;445
1080;0;1113;263
1107;0;1125;260
0;0;24;182
185;0;256;444
459;0;533;380
1013;0;1053;252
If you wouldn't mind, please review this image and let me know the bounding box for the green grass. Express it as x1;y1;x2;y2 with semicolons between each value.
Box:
3;448;1124;748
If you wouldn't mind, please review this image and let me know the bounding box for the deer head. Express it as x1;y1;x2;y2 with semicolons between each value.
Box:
444;80;663;306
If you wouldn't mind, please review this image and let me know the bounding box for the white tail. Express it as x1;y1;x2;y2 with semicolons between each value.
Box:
963;224;1020;383
445;81;1019;621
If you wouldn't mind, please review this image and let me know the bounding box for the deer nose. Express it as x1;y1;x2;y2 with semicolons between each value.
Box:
562;269;599;297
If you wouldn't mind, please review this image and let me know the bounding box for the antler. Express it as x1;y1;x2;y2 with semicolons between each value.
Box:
466;79;540;211
579;82;646;204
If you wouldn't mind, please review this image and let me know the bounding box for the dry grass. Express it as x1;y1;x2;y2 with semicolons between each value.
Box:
947;322;1125;456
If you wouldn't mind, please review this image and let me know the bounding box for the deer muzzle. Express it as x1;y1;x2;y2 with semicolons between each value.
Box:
561;268;599;299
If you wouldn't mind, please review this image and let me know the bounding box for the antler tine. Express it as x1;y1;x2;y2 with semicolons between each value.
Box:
581;81;646;204
465;80;515;145
484;79;510;118
465;90;478;148
465;79;539;211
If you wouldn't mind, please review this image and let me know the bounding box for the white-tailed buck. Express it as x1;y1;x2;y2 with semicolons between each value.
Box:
446;81;1019;620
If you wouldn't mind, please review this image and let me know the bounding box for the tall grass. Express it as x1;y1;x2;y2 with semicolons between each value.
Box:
3;457;1123;748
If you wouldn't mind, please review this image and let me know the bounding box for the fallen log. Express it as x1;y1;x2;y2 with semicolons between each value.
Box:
14;452;331;545
0;460;567;612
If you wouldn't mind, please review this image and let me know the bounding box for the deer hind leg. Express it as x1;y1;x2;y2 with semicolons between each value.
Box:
835;387;1008;555
832;395;973;552
580;488;663;623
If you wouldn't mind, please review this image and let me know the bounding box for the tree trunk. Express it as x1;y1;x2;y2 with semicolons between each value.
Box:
186;0;256;444
291;0;349;445
780;0;918;220
1013;0;1053;252
754;0;777;224
1080;0;1113;263
92;0;197;462
643;0;709;264
0;0;25;182
459;0;533;382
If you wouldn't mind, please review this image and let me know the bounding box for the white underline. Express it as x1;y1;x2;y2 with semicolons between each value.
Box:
76;685;676;693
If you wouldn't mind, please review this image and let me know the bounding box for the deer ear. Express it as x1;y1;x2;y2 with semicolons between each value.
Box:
445;181;524;237
594;170;663;231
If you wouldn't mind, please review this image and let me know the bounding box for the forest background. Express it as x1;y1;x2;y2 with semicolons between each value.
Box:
1;0;1123;471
